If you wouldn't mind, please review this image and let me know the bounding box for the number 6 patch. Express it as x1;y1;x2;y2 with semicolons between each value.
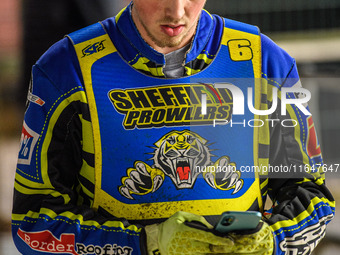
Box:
227;39;253;61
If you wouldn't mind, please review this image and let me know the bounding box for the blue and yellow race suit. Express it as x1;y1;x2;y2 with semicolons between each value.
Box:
12;3;335;255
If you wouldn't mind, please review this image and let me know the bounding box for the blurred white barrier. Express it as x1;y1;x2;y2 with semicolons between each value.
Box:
0;139;19;222
277;37;340;63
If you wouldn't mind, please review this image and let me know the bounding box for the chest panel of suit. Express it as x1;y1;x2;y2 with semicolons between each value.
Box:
72;24;262;220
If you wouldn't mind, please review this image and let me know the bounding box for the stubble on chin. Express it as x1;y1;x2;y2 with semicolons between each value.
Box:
142;20;184;48
132;5;200;51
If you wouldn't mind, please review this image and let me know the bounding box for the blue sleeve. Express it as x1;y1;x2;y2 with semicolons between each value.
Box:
260;33;335;255
12;38;143;255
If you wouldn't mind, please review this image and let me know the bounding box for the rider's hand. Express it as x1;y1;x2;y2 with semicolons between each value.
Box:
226;220;275;255
144;211;274;255
144;211;233;255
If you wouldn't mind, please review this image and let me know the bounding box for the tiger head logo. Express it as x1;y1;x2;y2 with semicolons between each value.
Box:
119;130;243;199
152;130;212;189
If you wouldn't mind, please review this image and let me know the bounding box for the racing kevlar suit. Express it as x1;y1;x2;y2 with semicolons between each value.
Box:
12;3;335;254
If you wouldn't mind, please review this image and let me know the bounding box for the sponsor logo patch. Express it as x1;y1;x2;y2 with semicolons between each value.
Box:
76;243;133;255
108;84;233;130
27;91;45;106
306;116;322;160
17;122;39;165
82;40;106;57
18;229;134;255
18;229;77;255
279;214;334;255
